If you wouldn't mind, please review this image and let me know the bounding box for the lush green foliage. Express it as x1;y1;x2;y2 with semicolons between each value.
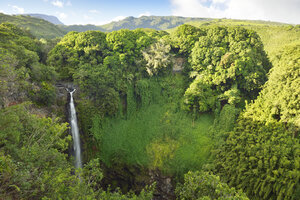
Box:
48;29;159;116
0;23;57;107
243;42;300;126
214;42;300;199
186;19;299;56
176;171;249;200
0;103;73;199
142;38;173;76
215;118;299;200
0;23;156;199
183;26;271;113
0;104;154;199
92;76;215;176
171;24;205;56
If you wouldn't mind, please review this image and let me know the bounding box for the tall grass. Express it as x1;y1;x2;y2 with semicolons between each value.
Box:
94;75;215;176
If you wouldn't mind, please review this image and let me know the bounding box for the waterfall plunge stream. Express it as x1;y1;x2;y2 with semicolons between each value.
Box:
68;89;82;168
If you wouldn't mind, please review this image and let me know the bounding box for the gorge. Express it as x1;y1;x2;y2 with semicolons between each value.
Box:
0;17;299;200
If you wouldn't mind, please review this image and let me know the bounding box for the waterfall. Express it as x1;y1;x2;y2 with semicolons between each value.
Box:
68;89;82;168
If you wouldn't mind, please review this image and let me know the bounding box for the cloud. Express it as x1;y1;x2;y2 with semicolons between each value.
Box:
58;12;68;19
89;9;100;14
52;0;64;8
170;0;300;24
171;0;223;18
66;1;72;6
138;11;151;18
10;5;25;14
83;14;93;20
112;16;127;22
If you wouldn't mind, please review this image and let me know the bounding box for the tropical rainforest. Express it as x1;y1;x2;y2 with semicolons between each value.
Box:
0;14;299;200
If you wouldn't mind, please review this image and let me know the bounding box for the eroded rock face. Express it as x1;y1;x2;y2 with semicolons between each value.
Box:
102;164;175;200
55;82;78;100
149;170;175;200
172;57;185;72
0;81;27;108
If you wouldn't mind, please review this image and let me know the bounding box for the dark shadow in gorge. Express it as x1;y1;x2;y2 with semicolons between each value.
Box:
101;162;176;200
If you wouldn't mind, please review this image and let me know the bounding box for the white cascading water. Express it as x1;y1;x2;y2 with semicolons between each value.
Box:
69;89;82;168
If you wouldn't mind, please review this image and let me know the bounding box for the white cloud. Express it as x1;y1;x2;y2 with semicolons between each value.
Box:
83;14;93;20
10;5;25;14
138;11;151;18
89;9;100;14
66;1;72;6
52;0;64;8
171;0;223;18
112;16;127;22
212;0;227;3
58;12;67;20
170;0;300;24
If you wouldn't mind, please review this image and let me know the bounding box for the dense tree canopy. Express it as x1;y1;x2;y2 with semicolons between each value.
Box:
215;42;300;200
243;42;300;126
183;26;271;113
171;24;205;56
0;23;57;107
176;171;249;200
142;38;173;76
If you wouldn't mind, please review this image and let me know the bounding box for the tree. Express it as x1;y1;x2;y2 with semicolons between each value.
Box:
243;42;300;126
47;30;108;80
183;26;271;113
215;118;299;200
142;39;173;76
176;171;249;200
215;42;300;200
171;24;205;56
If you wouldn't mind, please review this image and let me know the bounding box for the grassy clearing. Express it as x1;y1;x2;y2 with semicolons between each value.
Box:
95;75;215;176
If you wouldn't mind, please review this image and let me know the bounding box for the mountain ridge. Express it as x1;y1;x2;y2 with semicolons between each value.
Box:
25;13;64;25
0;13;66;39
0;13;295;39
61;15;212;32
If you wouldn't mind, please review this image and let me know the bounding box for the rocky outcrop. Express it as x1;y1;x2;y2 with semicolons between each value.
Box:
149;170;175;200
172;57;185;72
102;164;175;200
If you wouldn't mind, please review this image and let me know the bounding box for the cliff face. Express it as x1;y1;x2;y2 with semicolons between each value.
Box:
0;66;30;108
0;80;78;122
172;57;185;72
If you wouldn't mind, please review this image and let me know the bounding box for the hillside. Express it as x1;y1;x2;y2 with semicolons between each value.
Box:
100;16;210;31
61;24;104;32
61;15;211;32
1;13;296;42
25;13;64;25
0;13;66;39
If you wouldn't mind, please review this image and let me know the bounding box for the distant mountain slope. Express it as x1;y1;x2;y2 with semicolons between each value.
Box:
61;16;211;33
100;16;211;31
61;24;104;33
0;13;66;39
25;14;64;25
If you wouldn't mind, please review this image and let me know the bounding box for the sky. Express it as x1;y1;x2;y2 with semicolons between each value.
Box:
0;0;299;25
